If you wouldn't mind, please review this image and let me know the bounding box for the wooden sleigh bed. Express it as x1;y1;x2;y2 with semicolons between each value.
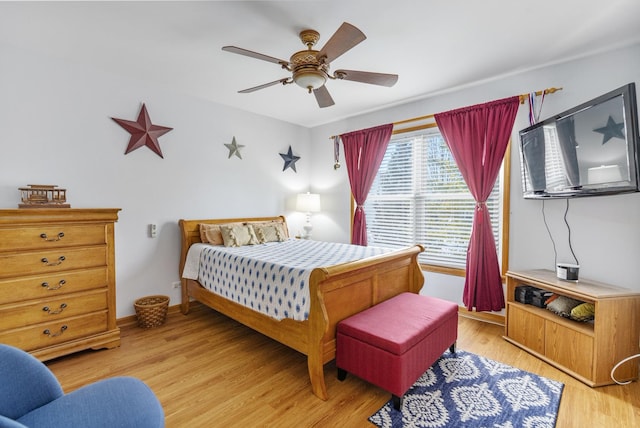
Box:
178;216;424;400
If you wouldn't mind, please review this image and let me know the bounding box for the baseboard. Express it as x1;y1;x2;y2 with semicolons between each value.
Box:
118;302;504;328
117;302;204;329
458;306;505;326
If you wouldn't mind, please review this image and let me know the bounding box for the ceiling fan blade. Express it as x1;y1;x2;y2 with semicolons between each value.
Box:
333;69;398;87
238;78;291;93
313;85;335;108
316;22;366;63
222;46;289;66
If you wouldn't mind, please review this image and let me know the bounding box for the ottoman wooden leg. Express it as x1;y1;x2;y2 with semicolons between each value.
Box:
337;368;347;381
449;342;456;353
392;394;403;411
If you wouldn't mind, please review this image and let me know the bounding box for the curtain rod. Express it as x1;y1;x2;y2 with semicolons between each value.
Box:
329;86;563;139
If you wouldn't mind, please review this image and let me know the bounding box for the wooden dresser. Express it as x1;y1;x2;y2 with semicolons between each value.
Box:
0;208;121;361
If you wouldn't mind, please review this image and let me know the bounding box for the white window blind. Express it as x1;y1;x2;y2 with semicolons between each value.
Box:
363;128;502;268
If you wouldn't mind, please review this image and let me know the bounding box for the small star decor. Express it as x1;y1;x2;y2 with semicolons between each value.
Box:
593;115;625;145
224;136;244;159
111;103;173;158
279;145;301;172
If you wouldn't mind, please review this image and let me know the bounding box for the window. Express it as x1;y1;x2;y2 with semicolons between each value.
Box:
363;126;507;274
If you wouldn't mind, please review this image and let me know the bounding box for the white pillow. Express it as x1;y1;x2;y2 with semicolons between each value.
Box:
254;223;287;243
220;224;259;247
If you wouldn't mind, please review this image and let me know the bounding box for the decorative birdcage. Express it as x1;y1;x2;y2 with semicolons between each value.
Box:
19;185;70;208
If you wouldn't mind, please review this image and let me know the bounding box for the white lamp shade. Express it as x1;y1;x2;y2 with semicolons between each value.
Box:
293;70;326;91
296;193;321;213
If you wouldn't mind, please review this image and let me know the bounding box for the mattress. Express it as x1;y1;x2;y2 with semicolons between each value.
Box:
182;239;392;321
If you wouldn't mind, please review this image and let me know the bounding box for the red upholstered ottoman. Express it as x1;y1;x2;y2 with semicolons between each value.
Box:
336;292;458;410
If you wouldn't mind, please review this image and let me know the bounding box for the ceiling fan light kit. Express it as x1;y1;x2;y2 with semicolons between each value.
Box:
290;36;327;92
293;68;326;92
222;22;398;108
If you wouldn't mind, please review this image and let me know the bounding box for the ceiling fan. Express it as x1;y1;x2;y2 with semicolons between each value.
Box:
222;22;398;108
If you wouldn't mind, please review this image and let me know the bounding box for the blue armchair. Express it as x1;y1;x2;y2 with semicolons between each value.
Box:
0;344;164;428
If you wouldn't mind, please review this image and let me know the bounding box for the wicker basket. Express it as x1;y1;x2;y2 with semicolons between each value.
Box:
134;295;169;328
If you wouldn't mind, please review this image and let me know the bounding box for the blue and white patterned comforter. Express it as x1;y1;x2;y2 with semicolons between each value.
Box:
182;239;392;321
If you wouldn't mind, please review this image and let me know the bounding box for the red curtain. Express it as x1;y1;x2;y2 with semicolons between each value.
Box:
434;96;519;311
341;124;393;245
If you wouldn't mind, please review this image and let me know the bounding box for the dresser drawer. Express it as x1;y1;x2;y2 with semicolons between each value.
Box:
0;290;107;330
0;224;106;252
0;311;108;352
0;267;108;304
0;246;107;279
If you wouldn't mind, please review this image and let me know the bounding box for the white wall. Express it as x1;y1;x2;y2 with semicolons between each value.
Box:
4;40;640;318
310;43;640;305
0;44;313;317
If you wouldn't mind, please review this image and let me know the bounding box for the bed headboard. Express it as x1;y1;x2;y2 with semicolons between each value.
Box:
178;215;288;275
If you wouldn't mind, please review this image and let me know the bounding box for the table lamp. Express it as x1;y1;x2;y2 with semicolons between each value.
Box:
296;192;321;239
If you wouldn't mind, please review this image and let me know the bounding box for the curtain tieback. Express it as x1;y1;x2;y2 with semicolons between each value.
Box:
475;201;488;224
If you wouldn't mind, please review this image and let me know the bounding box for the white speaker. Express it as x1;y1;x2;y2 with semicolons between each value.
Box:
556;263;579;281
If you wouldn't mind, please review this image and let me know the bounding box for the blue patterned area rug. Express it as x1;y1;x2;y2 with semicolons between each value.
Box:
369;350;564;428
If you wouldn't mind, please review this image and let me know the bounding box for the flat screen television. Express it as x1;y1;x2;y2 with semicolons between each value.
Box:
519;82;640;199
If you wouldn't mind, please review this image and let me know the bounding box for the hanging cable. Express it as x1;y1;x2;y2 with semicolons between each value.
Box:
542;200;558;267
611;354;640;385
564;199;580;265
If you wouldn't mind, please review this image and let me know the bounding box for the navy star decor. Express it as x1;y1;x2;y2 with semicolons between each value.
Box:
280;145;301;172
593;116;625;145
224;136;244;159
112;104;173;158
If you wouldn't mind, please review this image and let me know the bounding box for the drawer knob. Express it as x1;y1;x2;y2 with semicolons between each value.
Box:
41;256;66;266
41;279;66;290
40;232;65;241
43;325;67;337
42;303;67;314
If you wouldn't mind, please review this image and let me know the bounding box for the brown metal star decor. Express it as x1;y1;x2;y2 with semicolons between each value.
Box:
111;104;173;158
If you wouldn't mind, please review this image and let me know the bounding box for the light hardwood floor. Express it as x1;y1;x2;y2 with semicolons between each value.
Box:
46;304;640;427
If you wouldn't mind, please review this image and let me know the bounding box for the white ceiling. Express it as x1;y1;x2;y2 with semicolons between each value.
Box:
2;1;640;128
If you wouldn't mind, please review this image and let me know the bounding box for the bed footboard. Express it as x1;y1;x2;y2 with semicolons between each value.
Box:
306;244;424;400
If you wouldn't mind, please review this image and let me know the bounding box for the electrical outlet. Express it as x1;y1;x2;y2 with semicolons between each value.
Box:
172;281;181;289
149;224;157;238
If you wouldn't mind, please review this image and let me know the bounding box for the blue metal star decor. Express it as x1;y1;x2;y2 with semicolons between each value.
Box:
279;145;300;172
224;136;244;159
111;104;172;158
593;116;625;145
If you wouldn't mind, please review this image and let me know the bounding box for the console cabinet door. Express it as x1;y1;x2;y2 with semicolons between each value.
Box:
545;321;594;380
508;305;545;354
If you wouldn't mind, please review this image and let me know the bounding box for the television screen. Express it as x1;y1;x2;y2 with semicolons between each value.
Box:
519;83;640;199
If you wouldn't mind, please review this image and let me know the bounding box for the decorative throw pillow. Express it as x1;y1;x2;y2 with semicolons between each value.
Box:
570;302;595;322
199;224;224;245
220;224;259;247
253;220;289;239
546;295;584;318
254;223;287;243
